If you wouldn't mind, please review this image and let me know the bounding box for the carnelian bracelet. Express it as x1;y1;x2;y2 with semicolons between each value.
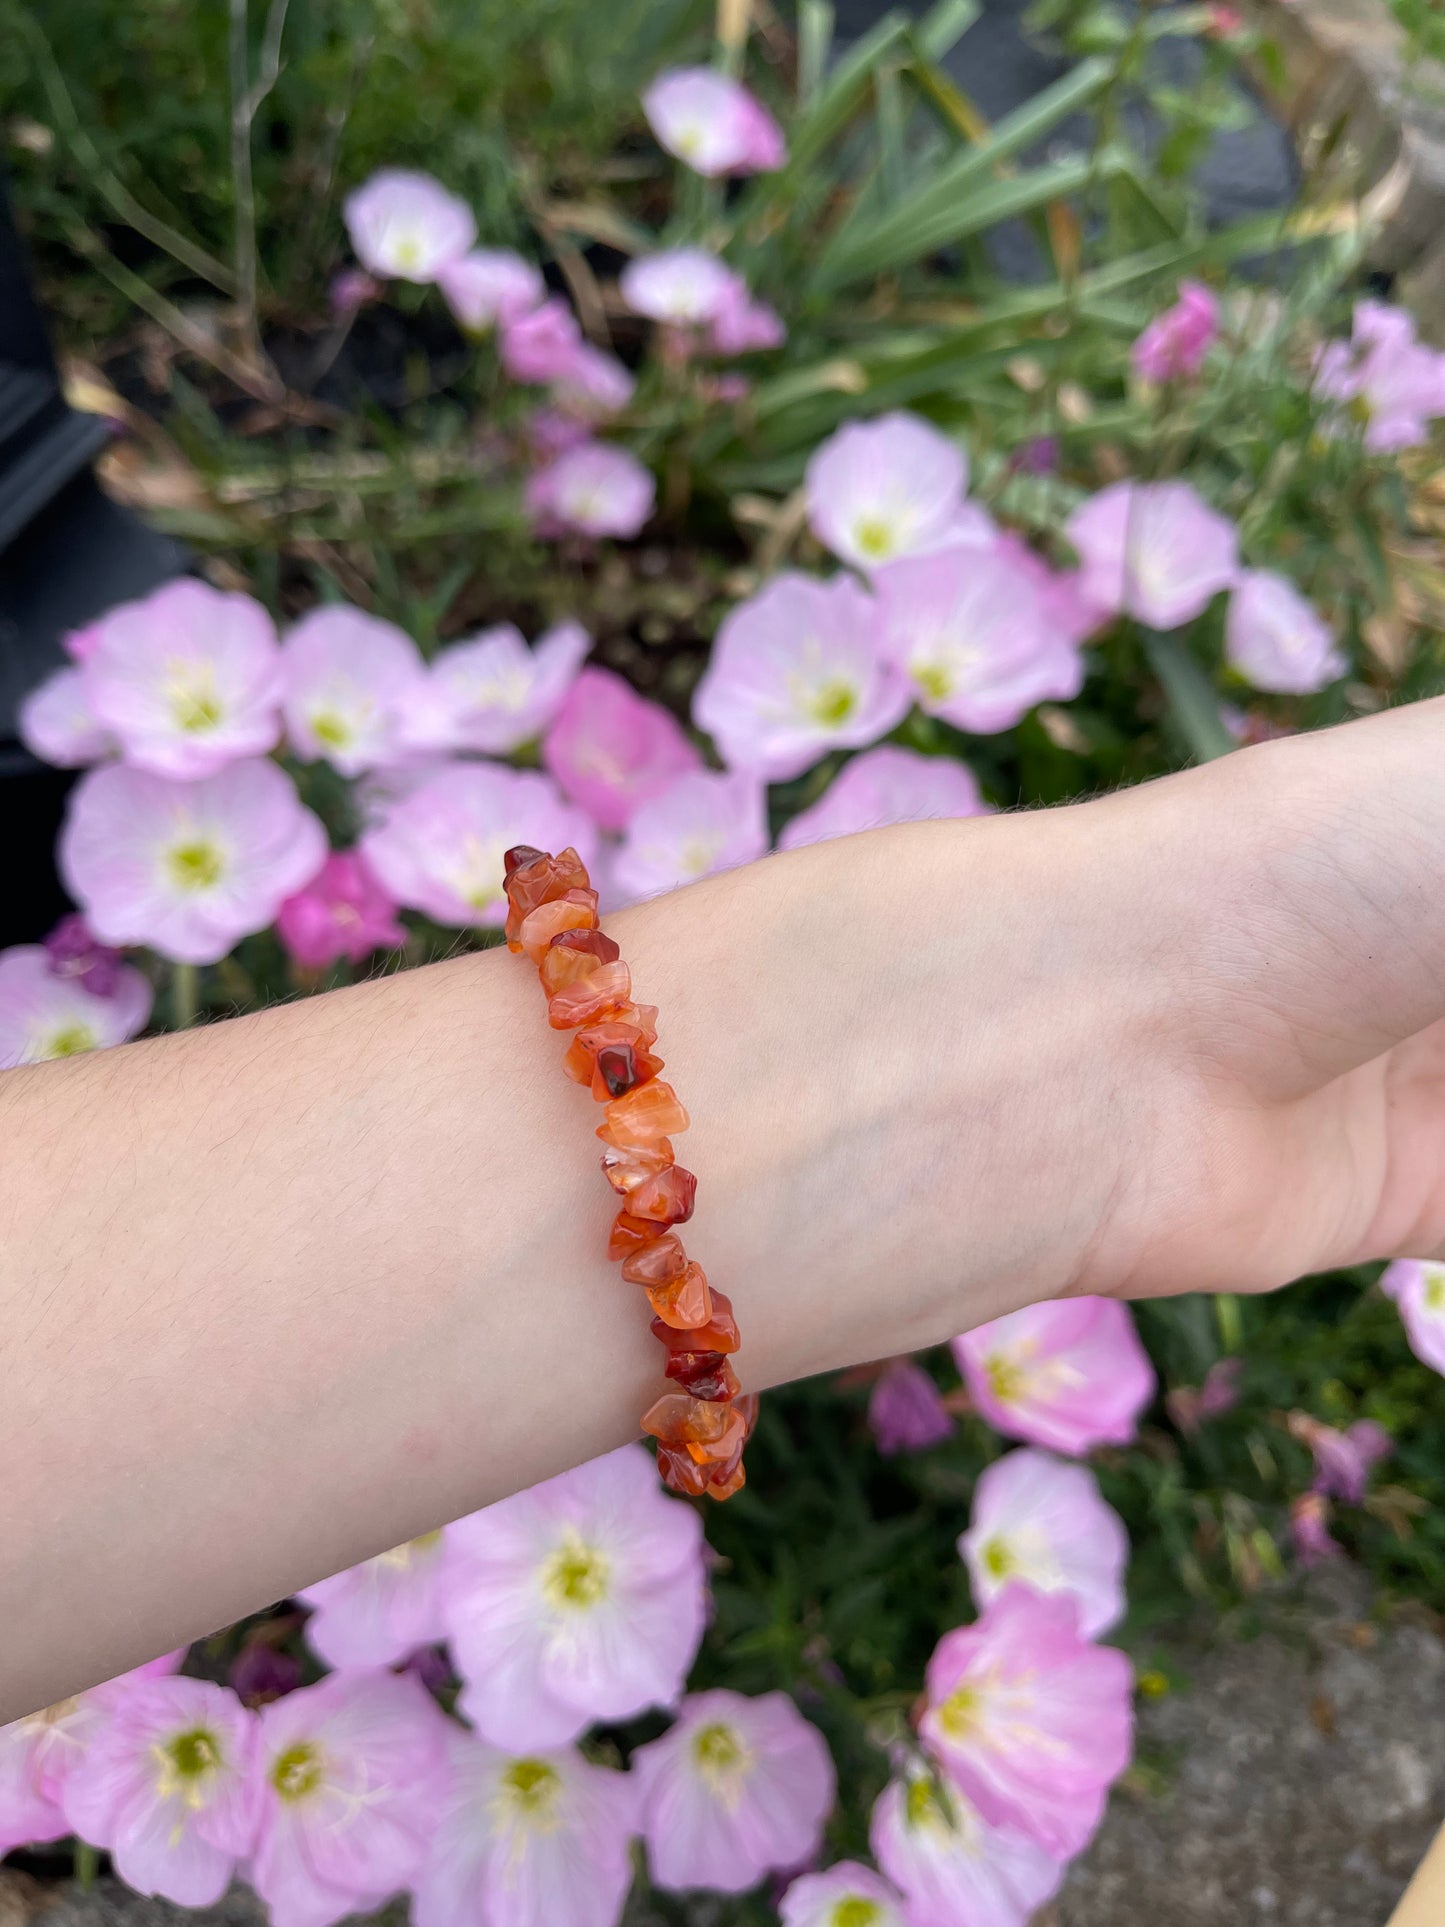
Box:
502;844;755;1500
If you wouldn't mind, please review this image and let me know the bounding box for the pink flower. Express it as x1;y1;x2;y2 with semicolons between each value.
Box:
343;169;476;282
643;68;786;177
1225;570;1346;694
1130;279;1219;382
806;412;968;572
951;1298;1155;1455
1165;1356;1242;1436
870;1761;1062;1927
437;249;544;335
43;912;128;998
361;762;595;927
526;442;656;539
61;1676;258;1907
611;769;767;902
18;665;113;767
1065;480;1239;630
874;542;1085;732
1290;1414;1392;1505
443;1444;707;1750
63;620;104;663
330;268;381;316
920;1586;1133;1858
526;408;593;461
413;1724;637;1927
82;579;284;778
501;297;584;384
708;282;785;355
1315;300;1445;451
251;1671;448;1927
867;1359;955;1456
281;606;428;775
959;1448;1128;1638
299;1529;460;1669
0;944;151;1067
1290;1492;1342;1566
633;1688;835;1893
542;665;700;830
620;248;738;326
1381;1259;1445;1375
60;759;328;966
552;345;635;416
693;573;909;781
276;850;407;971
779;744;987;851
781;1861;908;1927
430;620;590;755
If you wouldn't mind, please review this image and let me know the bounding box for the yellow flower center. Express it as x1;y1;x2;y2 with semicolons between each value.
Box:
309;710;354;750
853;517;897;561
498;1756;562;1830
43;1022;99;1059
810;680;858;728
167;840;224;893
832;1901;884;1927
1423;1267;1445;1313
542;1532;610;1610
914;662;955;704
271;1741;323;1802
981;1535;1014;1580
690;1720;753;1806
165;663;223;735
377;1529;443;1571
938;1682;981;1740
985;1354;1023;1404
393;233;423;272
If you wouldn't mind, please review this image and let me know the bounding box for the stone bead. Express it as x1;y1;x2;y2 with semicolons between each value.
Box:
546;960;632;1030
517;892;600;965
600;1140;674;1198
644;1261;712;1329
503;848;590;949
607;1211;659;1262
503;845;544;878
626;1165;697;1225
560;1015;662;1088
656;1443;709;1497
640;1389;735;1448
663;1352;741;1402
650;1288;740;1355
706;1456;747;1500
734;1391;760;1436
598;1081;689;1145
620;1232;687;1285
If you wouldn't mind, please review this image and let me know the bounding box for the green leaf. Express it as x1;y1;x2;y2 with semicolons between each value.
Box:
797;0;834;107
1143;632;1237;763
915;0;981;59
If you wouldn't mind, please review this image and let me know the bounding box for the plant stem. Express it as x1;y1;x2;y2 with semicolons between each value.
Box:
229;0;290;374
73;1840;98;1892
171;963;200;1032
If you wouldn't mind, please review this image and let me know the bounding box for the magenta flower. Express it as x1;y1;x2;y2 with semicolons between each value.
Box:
708;282;786;355
276;850;407;972
18;665;113;767
61;758;328;966
781;1861;908;1927
343;169;476;282
867;1359;955;1456
443;1444;707;1750
61;1676;258;1907
501;297;584;383
1294;1415;1392;1505
1065;480;1239;630
874;542;1085;732
959;1448;1128;1638
643;68;786;177
43;912;127;998
1381;1258;1445;1375
920;1585;1133;1859
543;665;700;830
1165;1355;1242;1436
620;248;738;327
1290;1492;1343;1567
437;249;544;335
330;268;381;317
870;1761;1062;1927
779;744;987;851
0;943;151;1066
1130;279;1219;383
526;442;656;539
633;1688;835;1894
1225;570;1346;694
430;619;590;755
251;1671;448;1927
282;606;428;775
806;412;969;572
552;344;635;416
951;1298;1155;1456
693;573;909;781
362;762;595;927
299;1529;460;1669
1315;300;1445;451
82;579;284;778
611;768;767;903
413;1724;637;1927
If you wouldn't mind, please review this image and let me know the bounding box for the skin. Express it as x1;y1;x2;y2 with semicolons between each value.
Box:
2;696;1444;1720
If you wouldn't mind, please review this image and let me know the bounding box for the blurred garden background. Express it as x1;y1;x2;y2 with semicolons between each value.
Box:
2;0;1445;1922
